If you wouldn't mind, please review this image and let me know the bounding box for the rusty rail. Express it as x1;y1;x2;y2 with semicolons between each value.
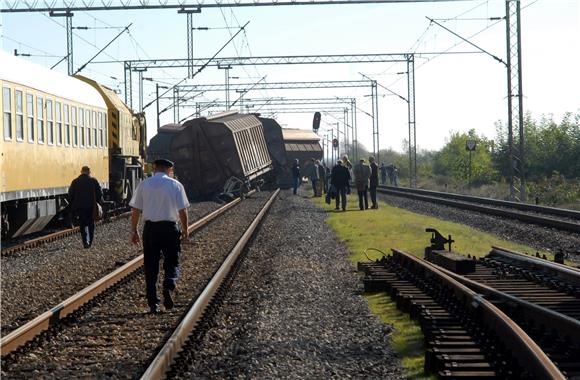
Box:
377;186;580;233
491;246;580;286
140;189;280;380
391;249;565;379
0;194;253;356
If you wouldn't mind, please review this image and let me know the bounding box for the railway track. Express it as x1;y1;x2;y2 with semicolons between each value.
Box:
377;186;580;234
0;191;255;353
0;190;274;379
360;244;580;379
1;210;131;256
142;189;280;379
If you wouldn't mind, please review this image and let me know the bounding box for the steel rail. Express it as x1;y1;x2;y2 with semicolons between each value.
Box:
377;187;580;233
1;211;131;255
0;194;251;356
140;189;280;380
379;185;580;220
426;259;580;342
392;249;566;380
490;246;580;286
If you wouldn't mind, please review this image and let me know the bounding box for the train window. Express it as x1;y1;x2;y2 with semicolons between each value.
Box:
98;112;103;148
56;102;62;145
15;90;24;141
103;113;108;148
85;109;91;147
79;108;84;147
64;104;70;146
93;111;98;148
71;106;78;146
46;99;54;145
26;94;34;143
3;87;12;141
37;97;44;143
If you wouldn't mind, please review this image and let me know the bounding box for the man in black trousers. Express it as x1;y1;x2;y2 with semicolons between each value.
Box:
130;159;190;314
369;156;379;209
331;160;350;211
68;166;103;248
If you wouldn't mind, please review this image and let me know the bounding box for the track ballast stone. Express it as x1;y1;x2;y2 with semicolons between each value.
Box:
173;189;403;379
0;202;219;336
1;193;271;379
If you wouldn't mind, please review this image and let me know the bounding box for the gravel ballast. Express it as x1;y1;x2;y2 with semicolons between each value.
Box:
172;189;403;379
378;192;580;260
1;192;271;379
1;201;219;336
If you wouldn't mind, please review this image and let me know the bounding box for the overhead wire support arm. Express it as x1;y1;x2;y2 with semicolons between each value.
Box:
359;72;407;103
1;1;484;13
230;75;267;108
426;16;506;66
74;23;132;75
142;21;250;112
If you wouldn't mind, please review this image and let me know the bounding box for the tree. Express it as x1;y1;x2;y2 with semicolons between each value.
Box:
433;129;498;185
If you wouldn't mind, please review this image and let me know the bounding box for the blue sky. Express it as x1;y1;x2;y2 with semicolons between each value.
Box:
1;0;578;153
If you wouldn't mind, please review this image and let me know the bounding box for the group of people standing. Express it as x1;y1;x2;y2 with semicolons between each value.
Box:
291;155;389;212
379;162;399;187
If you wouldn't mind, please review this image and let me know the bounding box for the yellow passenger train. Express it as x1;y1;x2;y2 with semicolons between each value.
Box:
0;50;146;239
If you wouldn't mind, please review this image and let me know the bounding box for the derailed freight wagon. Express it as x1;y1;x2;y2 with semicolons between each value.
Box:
278;128;323;189
148;111;273;200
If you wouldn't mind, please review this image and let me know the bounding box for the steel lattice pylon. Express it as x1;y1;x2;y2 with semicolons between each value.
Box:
407;55;417;188
506;0;525;202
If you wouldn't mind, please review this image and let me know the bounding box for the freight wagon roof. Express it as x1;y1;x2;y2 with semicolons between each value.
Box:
0;49;106;109
209;113;261;132
282;128;321;142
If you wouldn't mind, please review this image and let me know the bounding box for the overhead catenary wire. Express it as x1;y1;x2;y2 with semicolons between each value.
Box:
74;23;132;75
145;21;250;112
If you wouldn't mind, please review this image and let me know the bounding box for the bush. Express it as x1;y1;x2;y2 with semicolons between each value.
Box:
528;173;580;209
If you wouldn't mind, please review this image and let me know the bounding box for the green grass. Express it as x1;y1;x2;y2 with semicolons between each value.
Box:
365;293;434;379
310;193;550;378
311;194;549;263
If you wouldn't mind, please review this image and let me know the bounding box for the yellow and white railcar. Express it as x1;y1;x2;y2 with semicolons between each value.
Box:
1;50;109;238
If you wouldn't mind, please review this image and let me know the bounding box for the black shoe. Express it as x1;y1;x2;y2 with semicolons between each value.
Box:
163;289;174;310
334;207;340;211
149;304;161;314
342;208;346;211
83;242;90;249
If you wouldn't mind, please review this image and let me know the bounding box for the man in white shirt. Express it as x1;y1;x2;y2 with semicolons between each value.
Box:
129;158;190;314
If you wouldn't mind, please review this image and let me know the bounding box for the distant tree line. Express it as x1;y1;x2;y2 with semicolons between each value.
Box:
361;112;579;206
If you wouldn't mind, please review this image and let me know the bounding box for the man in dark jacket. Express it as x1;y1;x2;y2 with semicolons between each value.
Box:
291;159;301;195
68;166;103;248
369;156;379;209
316;160;326;195
330;160;350;211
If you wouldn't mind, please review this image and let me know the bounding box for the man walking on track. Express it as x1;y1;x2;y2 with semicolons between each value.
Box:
68;166;103;249
129;159;190;314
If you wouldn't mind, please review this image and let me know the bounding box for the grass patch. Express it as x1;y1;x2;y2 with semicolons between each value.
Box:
310;193;549;377
311;194;550;262
365;293;434;379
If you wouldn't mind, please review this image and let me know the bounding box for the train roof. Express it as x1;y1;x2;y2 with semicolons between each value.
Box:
75;75;130;113
0;49;106;109
282;128;321;142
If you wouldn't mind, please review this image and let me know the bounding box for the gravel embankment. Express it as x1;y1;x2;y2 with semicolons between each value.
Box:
1;201;219;336
1;192;270;379
378;192;580;259
171;189;403;379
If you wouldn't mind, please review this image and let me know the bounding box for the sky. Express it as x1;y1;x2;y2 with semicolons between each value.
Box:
1;0;578;154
